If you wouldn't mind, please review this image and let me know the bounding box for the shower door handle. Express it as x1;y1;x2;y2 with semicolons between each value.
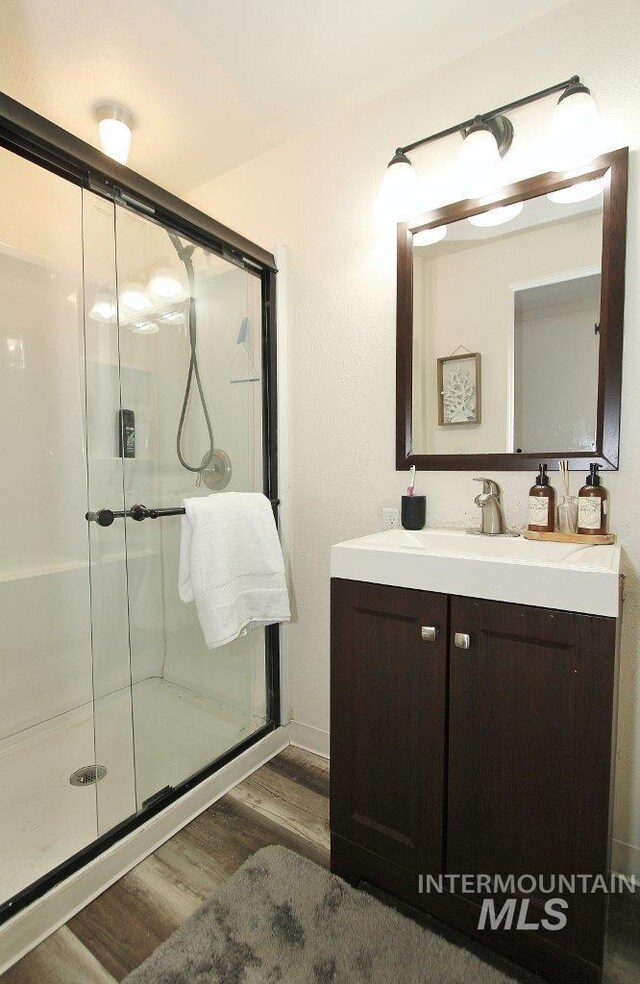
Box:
85;508;116;527
86;504;186;525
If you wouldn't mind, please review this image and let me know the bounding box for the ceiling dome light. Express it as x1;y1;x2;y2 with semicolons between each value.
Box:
89;294;117;322
413;226;447;247
378;150;421;222
457;115;513;200
548;83;600;172
120;281;152;315
148;267;188;303
95;103;134;165
468;201;524;227
547;177;605;204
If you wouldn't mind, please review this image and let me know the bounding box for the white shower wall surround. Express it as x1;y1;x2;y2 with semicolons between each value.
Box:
189;0;640;877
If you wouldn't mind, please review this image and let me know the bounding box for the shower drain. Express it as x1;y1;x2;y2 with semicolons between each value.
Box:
69;765;107;787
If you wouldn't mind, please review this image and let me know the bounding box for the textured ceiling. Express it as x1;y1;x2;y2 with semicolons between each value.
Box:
2;0;569;194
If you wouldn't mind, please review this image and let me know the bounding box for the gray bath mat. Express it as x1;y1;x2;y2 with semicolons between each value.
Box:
124;845;522;983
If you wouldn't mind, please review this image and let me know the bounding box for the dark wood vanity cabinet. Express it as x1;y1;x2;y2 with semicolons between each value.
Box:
330;579;619;984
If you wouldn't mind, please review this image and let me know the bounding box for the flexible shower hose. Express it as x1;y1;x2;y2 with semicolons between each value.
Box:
169;233;216;473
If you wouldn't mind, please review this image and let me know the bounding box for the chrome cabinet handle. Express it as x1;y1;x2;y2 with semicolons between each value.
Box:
454;632;471;650
421;626;439;642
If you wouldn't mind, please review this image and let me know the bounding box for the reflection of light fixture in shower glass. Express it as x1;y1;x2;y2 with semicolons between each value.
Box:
131;320;159;334
120;281;152;314
160;310;185;325
148;267;187;303
89;294;117;322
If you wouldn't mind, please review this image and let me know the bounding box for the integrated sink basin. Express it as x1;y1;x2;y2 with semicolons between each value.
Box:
330;528;622;617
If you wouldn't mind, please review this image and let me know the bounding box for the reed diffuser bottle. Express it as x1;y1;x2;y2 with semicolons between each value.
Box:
557;459;578;534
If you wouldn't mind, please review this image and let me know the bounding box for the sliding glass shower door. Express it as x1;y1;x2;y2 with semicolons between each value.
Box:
1;135;274;917
108;202;268;809
0;147;99;907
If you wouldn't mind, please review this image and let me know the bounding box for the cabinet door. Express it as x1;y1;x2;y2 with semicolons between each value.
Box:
447;595;617;964
330;579;447;872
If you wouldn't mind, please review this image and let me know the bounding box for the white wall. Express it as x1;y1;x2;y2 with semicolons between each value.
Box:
188;0;640;875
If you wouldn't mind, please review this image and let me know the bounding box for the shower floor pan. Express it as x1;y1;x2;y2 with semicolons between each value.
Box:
0;678;264;909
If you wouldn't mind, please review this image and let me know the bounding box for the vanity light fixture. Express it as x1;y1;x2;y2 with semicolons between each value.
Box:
95;103;134;165
548;83;600;172
379;76;600;220
378;150;421;222
457;117;512;199
468;201;524;228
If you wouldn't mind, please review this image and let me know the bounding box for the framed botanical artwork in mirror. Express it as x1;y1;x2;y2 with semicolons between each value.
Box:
437;351;481;426
396;148;628;471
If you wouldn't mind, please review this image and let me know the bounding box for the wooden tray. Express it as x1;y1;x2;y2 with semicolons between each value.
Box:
523;530;616;545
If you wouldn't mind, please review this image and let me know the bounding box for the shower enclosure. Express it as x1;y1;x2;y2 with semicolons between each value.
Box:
0;95;279;920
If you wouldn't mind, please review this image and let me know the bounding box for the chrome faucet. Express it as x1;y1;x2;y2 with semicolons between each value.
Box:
474;478;505;535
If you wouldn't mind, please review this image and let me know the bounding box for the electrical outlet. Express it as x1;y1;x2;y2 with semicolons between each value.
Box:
382;507;400;530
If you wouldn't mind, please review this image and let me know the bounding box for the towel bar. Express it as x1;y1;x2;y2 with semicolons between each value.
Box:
86;498;280;527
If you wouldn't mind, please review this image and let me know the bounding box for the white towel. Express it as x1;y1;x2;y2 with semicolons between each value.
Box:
178;492;290;649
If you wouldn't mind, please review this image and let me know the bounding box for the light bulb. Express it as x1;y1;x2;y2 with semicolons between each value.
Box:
89;294;117;322
458;126;503;199
377;152;421;222
413;226;447;247
95;104;134;165
148;267;187;303
120;282;152;314
547;177;605;205
548;85;600;172
468;201;524;227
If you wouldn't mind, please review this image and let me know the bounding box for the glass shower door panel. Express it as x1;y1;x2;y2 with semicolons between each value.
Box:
0;147;96;906
82;190;136;834
114;205;267;806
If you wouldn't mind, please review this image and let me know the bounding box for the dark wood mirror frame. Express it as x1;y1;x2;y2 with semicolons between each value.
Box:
396;147;628;471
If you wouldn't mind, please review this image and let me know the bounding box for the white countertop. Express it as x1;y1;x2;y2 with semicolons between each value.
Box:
330;528;621;618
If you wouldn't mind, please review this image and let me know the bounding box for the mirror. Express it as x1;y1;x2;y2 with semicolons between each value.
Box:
396;149;628;471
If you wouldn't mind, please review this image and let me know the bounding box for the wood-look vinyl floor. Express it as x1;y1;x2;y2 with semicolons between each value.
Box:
2;747;638;983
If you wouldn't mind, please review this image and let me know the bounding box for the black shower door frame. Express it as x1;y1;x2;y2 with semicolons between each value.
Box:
0;90;281;924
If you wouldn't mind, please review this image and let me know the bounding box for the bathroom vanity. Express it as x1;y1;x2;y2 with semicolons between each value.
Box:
330;530;622;984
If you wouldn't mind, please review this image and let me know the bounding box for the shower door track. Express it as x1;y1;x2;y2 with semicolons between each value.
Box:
0;90;281;927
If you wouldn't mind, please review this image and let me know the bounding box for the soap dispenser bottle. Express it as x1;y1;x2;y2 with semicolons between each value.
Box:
528;464;555;533
578;463;608;535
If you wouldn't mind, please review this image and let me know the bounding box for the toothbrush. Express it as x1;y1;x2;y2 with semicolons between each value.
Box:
407;465;416;496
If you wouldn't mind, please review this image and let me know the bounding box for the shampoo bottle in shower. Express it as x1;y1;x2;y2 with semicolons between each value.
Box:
578;463;608;535
528;464;555;533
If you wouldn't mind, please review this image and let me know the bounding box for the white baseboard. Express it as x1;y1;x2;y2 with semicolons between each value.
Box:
288;720;330;758
0;727;289;975
611;838;640;880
